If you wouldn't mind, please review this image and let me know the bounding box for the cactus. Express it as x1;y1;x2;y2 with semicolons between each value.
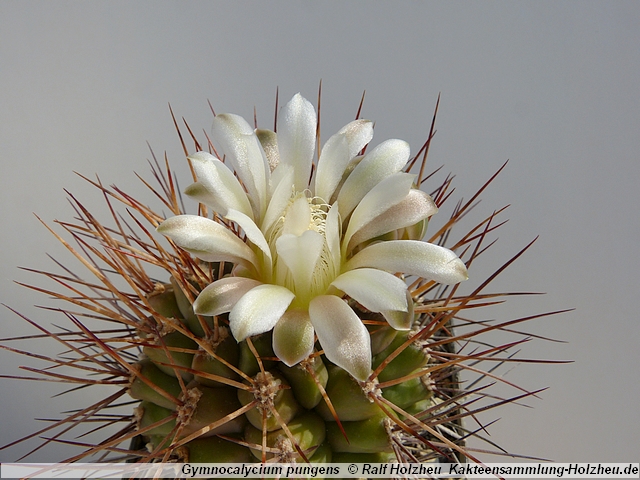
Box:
1;90;561;470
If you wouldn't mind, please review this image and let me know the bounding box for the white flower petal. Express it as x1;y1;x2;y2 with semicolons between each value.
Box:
273;310;315;366
330;268;408;313
381;289;414;331
275;230;324;297
314;133;350;203
229;284;295;341
309;295;372;381
349;189;438;249
255;128;279;172
225;209;273;281
262;165;295;235
183;181;220;211
312;120;375;202
277;93;317;192
193;277;262;316
345;240;468;285
211;113;269;219
187;152;253;219
157;215;257;270
343;172;416;252
325;203;341;279
338;119;374;159
337;139;410;218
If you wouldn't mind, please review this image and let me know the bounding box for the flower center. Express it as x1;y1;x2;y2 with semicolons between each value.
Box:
266;192;337;306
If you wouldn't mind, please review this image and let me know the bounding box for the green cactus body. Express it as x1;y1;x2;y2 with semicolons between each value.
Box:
4;91;552;473
128;277;453;464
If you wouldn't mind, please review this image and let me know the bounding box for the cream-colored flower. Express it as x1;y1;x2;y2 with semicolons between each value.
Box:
158;94;468;381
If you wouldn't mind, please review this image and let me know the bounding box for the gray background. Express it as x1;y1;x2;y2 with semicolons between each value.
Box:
1;1;638;463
